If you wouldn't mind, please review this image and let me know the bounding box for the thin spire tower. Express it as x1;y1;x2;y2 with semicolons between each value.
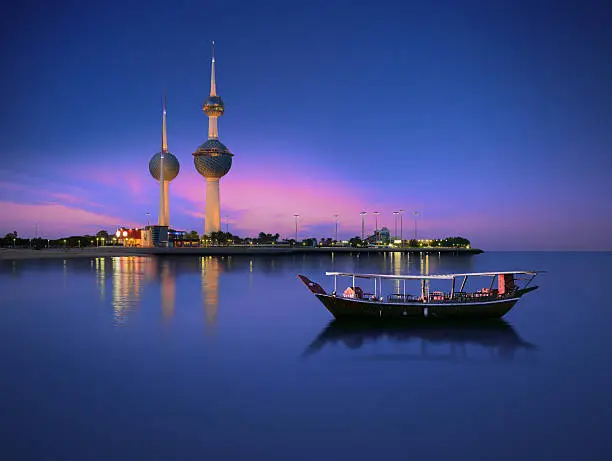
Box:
149;92;180;231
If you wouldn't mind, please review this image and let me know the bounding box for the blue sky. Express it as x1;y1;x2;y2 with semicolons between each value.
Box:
1;0;611;249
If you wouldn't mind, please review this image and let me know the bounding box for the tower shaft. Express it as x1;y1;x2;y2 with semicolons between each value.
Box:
205;178;221;234
159;180;169;226
208;116;218;139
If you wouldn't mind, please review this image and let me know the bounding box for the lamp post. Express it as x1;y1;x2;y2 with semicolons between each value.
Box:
360;211;367;240
225;215;229;234
146;212;151;227
393;211;399;240
399;209;404;245
333;214;339;242
414;211;420;241
373;211;380;242
294;214;300;243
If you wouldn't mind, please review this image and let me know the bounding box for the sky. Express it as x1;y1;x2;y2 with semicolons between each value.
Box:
0;0;611;250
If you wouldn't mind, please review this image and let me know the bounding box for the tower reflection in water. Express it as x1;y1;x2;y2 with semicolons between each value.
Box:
97;256;222;329
160;259;176;321
303;320;536;363
110;256;145;327
201;256;221;332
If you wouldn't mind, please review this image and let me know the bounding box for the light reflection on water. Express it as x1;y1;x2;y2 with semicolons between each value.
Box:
201;256;220;331
110;256;145;326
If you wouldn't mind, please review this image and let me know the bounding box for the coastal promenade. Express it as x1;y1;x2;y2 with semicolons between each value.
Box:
0;246;482;261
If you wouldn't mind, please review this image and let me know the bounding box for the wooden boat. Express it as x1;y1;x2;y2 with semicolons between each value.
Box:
298;270;541;320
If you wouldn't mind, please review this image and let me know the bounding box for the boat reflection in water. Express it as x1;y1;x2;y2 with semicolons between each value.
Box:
303;320;536;363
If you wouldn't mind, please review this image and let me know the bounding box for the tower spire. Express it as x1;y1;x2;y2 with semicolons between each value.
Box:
210;40;216;96
161;90;168;153
159;92;166;226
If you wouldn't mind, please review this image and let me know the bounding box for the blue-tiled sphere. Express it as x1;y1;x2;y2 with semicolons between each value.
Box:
149;152;180;181
193;139;233;179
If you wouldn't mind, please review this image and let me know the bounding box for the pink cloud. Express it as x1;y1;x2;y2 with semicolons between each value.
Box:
0;201;138;238
84;166;148;198
171;167;371;238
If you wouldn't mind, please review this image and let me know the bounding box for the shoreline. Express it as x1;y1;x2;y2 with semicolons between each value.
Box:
0;246;482;261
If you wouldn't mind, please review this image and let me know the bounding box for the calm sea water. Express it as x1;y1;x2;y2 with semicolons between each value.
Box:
1;252;611;460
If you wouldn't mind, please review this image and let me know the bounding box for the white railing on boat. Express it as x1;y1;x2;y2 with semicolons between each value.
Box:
325;271;541;303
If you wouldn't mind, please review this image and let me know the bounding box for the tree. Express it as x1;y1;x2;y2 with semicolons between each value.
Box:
187;230;199;240
441;236;470;247
408;239;419;247
256;232;279;244
348;236;365;247
96;230;109;239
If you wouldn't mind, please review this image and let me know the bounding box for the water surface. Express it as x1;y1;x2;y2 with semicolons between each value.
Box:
1;252;611;460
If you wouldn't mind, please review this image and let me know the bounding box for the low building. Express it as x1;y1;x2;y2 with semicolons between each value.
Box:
115;228;143;247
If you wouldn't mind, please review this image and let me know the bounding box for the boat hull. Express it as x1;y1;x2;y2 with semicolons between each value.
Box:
315;294;519;320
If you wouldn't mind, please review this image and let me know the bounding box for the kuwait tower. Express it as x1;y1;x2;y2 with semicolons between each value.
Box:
193;41;233;234
149;94;180;226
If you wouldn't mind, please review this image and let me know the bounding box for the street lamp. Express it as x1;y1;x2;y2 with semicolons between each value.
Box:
360;211;367;240
414;211;420;241
393;211;399;240
333;214;339;242
294;214;300;242
225;215;229;234
399;209;404;245
373;211;380;242
146;212;151;226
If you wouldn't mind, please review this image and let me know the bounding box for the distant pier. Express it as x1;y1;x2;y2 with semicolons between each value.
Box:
0;246;482;260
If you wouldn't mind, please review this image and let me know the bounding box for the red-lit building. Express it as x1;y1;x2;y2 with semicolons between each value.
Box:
115;228;143;247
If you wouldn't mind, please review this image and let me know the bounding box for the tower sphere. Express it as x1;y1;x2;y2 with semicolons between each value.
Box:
149;152;180;181
203;96;225;117
193;139;233;179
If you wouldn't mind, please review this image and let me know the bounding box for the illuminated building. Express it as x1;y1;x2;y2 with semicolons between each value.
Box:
149;93;180;227
115;227;143;247
193;41;233;235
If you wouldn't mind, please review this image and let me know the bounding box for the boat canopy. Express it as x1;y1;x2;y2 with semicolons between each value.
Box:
324;271;541;280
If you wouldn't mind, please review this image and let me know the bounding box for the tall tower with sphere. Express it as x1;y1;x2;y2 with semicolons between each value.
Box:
149;93;180;226
193;41;233;235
